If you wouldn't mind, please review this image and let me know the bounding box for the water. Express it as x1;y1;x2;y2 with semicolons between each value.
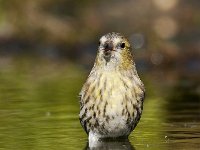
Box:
0;59;199;150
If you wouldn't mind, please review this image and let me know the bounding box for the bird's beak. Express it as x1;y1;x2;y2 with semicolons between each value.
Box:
103;41;114;62
104;42;113;51
104;42;114;56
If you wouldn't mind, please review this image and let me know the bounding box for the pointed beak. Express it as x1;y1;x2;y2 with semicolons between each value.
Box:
103;42;113;62
104;42;114;56
104;42;114;52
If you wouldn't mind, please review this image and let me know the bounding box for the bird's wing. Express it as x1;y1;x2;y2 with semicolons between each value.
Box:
78;91;83;109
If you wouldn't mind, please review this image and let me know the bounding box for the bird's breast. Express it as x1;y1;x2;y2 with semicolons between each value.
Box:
85;71;137;118
80;70;144;137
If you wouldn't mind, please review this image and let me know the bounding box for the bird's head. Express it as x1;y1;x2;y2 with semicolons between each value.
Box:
95;32;134;71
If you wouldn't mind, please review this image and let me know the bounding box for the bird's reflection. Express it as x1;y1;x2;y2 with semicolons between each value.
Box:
84;138;135;150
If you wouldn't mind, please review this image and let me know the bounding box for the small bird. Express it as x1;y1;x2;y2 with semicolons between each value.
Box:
79;32;145;141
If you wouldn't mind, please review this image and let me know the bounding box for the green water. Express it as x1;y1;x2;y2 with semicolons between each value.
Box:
0;59;199;150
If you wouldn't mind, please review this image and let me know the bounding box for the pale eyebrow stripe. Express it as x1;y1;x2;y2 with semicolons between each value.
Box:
100;36;107;43
113;37;121;45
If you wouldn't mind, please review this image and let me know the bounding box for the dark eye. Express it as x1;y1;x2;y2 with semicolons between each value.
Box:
98;41;101;46
120;43;125;48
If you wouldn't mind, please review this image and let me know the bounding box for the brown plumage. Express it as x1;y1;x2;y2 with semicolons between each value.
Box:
79;32;145;141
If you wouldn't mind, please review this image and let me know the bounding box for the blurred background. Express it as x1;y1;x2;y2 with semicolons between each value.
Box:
0;0;199;149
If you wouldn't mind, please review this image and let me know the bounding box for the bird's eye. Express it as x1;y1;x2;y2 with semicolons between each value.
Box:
120;43;125;48
98;41;101;46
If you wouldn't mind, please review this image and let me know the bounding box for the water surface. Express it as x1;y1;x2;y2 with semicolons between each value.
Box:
0;59;199;150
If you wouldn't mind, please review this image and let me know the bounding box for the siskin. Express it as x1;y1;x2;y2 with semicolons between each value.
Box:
79;32;145;141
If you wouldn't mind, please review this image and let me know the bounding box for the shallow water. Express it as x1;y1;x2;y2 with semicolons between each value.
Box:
0;60;199;150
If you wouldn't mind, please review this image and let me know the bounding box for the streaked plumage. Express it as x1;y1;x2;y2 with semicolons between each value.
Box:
79;32;145;141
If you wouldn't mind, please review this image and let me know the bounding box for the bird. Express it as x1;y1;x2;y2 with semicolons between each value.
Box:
79;32;145;142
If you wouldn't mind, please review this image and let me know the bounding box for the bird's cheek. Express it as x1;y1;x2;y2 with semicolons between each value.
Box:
112;51;121;60
98;51;108;61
